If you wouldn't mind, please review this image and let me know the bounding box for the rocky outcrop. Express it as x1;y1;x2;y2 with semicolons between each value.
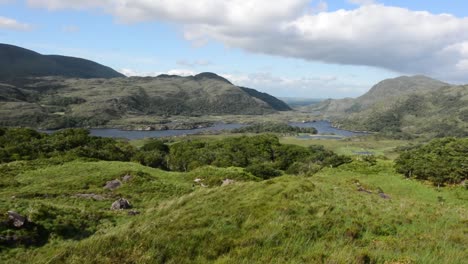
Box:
7;211;27;228
111;198;132;210
104;179;122;190
221;179;235;187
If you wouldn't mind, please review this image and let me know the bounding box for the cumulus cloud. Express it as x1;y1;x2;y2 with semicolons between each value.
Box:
27;1;468;82
0;16;32;31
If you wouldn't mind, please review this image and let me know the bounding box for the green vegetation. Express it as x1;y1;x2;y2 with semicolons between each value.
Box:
309;75;467;138
232;122;317;134
1;159;466;263
239;87;292;111
167;134;349;174
0;128;466;263
0;128;135;163
395;137;468;185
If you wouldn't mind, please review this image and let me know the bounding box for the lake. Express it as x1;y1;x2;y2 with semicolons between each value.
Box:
76;120;366;140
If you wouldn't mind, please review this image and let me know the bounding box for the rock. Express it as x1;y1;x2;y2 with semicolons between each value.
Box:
200;183;209;188
122;174;132;182
357;187;372;194
110;198;132;210
221;179;235;186
7;211;26;228
128;210;140;216
379;193;391;199
74;193;105;201
194;178;203;183
104;179;122;190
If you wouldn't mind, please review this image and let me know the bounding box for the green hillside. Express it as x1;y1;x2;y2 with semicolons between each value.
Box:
1;150;466;263
240;87;292;111
0;44;125;81
307;76;466;137
336;85;468;137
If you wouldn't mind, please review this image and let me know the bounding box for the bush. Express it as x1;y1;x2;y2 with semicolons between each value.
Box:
133;150;167;169
245;163;282;179
395;137;468;185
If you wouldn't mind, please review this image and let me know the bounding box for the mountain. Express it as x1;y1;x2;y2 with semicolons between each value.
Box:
239;87;292;111
0;73;292;129
312;75;449;118
0;43;125;82
307;75;466;137
354;75;449;106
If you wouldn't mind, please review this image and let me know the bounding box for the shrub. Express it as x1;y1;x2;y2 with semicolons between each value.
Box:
395;137;468;185
245;163;282;179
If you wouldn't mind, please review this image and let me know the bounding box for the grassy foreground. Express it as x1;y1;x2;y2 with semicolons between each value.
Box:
1;158;466;263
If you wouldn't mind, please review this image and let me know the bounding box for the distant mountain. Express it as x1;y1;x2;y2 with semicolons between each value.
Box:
355;75;449;107
307;75;466;137
279;97;324;109
0;43;125;82
313;75;449;118
0;73;292;129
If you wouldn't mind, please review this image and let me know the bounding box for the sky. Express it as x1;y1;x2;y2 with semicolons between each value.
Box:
1;0;468;98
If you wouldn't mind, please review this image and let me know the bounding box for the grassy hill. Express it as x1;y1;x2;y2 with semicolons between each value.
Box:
307;76;466;137
1;159;466;263
0;73;291;129
0;44;124;82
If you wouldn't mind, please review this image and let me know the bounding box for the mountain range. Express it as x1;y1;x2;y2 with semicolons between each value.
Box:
0;44;291;129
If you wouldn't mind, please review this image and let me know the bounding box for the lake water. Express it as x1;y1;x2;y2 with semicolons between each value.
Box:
78;120;366;140
87;123;245;140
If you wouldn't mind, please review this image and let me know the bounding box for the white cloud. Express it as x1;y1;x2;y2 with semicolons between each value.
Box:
0;16;32;31
220;72;368;97
120;68;196;77
27;0;105;10
27;1;468;82
347;0;376;6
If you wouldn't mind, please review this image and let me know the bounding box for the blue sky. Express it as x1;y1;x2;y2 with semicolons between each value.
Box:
1;0;468;98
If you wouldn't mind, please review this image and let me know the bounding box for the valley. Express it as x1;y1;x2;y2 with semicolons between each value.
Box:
0;42;466;264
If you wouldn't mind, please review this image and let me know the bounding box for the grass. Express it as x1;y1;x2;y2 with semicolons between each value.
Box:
280;136;412;159
1;158;466;263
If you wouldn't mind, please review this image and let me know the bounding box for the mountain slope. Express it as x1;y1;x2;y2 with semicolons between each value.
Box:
0;73;291;129
355;75;448;106
338;85;468;137
0;43;125;81
306;75;466;137
313;75;449;118
239;87;292;111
